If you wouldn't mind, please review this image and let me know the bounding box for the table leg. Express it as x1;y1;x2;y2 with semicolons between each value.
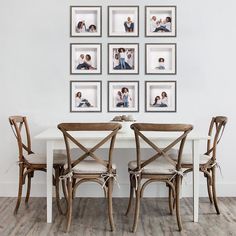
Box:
47;141;53;223
192;140;199;222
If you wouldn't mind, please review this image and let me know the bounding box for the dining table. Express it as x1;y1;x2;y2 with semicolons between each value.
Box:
35;126;209;224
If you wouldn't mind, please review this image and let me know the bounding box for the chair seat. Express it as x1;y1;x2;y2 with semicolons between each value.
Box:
72;160;116;174
167;149;211;165
24;153;67;165
128;157;177;175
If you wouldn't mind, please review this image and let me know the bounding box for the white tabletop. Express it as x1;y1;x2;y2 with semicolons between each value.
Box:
35;127;209;141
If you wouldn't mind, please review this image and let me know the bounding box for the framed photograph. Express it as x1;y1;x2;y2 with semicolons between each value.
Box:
70;6;102;37
70;81;102;112
145;43;176;74
108;81;139;112
108;43;139;74
145;6;176;37
145;81;176;112
70;43;102;75
108;6;139;37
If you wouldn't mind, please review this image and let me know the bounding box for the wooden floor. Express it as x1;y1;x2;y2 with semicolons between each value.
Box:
0;197;236;236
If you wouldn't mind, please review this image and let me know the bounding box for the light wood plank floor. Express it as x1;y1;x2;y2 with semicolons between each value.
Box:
0;197;236;236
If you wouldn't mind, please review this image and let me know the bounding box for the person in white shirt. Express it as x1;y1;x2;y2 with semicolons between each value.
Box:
155;58;165;70
75;91;92;107
115;91;124;107
118;48;126;69
113;54;120;68
75;21;87;33
124;17;134;32
160;91;168;107
126;53;134;69
150;16;158;32
152;96;161;107
154;17;172;32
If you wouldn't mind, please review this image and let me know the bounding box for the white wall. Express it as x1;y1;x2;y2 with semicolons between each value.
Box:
0;0;236;197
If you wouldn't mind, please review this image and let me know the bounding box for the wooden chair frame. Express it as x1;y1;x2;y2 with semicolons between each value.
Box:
9;116;64;215
57;123;121;232
125;123;193;232
182;116;228;214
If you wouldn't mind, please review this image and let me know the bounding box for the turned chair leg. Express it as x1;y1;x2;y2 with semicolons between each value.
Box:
107;178;115;231
132;179;141;233
206;171;213;204
65;179;73;233
25;172;33;205
211;166;220;214
175;176;183;231
14;165;24;215
125;174;134;216
168;186;173;215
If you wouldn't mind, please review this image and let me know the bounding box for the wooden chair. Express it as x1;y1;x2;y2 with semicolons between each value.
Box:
57;122;121;232
9;116;66;215
169;116;227;214
125;123;193;232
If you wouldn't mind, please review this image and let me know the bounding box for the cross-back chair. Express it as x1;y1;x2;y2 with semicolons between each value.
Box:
170;116;227;214
9;116;66;215
125;123;193;232
57;122;122;232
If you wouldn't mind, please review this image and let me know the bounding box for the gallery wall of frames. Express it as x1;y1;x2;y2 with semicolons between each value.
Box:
69;5;177;113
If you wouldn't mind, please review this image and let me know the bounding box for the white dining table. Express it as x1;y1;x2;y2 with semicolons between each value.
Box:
35;127;209;224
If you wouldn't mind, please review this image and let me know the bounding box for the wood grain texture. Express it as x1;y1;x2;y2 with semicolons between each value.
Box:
0;197;236;236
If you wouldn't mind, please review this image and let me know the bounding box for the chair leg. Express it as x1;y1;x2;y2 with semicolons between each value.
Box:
14;165;24;215
125;174;134;216
107;178;115;231
168;186;173;215
175;176;183;231
132;179;141;233
206;172;213;204
211;166;220;214
65;179;73;233
25;172;33;205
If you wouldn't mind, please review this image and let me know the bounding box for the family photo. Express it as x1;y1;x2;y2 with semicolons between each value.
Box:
113;48;135;70
115;87;132;108
109;44;139;74
145;81;176;112
70;81;101;112
108;81;139;112
70;44;101;74
151;91;168;107
108;6;139;36
145;6;176;37
70;6;101;37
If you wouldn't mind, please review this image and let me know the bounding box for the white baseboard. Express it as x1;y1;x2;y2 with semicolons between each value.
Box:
0;182;236;197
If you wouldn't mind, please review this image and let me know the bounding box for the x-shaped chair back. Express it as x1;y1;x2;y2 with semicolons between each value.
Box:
131;123;193;172
9;116;33;162
206;116;228;160
58;123;122;173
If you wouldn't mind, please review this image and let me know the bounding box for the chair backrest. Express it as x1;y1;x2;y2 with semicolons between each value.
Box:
57;123;122;173
206;116;228;160
9;116;33;161
131;123;193;171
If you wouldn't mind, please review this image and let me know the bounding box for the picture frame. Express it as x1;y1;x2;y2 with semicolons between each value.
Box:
145;81;176;112
70;43;102;75
108;6;139;37
108;81;139;112
108;43;139;74
70;6;102;37
70;81;102;112
145;43;176;75
145;6;176;37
